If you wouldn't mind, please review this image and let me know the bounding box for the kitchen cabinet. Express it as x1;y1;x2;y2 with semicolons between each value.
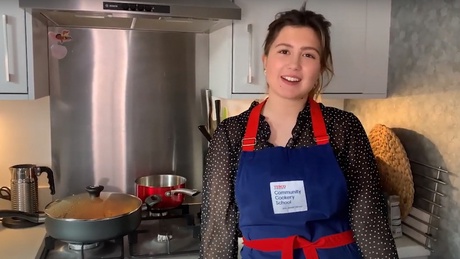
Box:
209;0;391;99
0;0;48;100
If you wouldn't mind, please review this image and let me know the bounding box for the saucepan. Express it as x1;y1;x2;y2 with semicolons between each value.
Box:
0;185;142;243
135;174;200;211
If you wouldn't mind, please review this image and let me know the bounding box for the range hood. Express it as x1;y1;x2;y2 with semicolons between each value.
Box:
19;0;241;33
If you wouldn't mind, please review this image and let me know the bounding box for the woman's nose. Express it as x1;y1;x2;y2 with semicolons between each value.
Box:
288;55;301;70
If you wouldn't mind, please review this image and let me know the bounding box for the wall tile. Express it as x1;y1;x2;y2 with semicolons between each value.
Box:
345;1;460;258
0;97;52;188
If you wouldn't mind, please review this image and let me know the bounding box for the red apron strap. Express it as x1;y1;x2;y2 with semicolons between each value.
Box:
241;98;329;151
242;100;266;151
242;230;354;259
308;98;329;145
282;236;296;259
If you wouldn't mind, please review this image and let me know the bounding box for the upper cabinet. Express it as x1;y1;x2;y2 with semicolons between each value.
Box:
209;0;391;99
0;0;48;100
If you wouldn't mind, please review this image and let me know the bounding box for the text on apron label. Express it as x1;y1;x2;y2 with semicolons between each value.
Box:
270;180;308;214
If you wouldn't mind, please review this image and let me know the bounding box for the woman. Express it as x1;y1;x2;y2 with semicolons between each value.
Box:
200;4;399;259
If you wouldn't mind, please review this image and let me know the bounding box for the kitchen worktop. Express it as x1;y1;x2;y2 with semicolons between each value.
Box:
0;199;430;259
0;199;46;259
394;236;431;259
0;223;46;258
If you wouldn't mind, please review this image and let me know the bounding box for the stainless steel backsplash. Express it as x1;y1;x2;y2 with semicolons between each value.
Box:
48;28;208;199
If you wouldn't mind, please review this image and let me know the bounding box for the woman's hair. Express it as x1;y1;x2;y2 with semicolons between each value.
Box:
263;3;333;98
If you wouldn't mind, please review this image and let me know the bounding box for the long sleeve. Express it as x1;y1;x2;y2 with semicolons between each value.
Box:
198;101;399;258
199;119;239;259
338;113;399;258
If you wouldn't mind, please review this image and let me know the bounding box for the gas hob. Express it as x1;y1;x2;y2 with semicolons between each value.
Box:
36;203;201;259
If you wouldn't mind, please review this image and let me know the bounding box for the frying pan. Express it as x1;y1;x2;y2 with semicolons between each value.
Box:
0;185;142;243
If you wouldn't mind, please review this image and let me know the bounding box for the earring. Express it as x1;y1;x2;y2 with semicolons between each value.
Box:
315;78;320;87
264;69;266;75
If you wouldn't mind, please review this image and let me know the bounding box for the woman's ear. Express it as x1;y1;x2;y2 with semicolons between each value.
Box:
262;54;267;73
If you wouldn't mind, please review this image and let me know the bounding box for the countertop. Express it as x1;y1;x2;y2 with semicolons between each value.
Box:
0;223;46;258
394;236;431;258
0;198;430;259
0;199;46;259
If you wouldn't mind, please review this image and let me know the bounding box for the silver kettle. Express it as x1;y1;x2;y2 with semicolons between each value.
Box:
7;164;55;213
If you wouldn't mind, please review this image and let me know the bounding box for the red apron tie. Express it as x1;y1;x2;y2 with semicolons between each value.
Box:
243;230;355;259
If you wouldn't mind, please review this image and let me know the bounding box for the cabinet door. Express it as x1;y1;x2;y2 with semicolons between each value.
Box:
307;0;367;94
0;1;28;94
232;0;305;94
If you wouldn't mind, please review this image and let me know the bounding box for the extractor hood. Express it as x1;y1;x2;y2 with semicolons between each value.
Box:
19;0;241;33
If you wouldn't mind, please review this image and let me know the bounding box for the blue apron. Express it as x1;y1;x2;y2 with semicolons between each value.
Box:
235;99;362;259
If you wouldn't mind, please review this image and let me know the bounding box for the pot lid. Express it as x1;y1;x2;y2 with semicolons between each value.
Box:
45;185;142;220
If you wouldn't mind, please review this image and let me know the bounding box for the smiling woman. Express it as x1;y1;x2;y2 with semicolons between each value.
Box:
200;3;399;259
262;8;333;100
263;26;322;101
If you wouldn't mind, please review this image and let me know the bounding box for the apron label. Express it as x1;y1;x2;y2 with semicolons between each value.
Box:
270;180;308;214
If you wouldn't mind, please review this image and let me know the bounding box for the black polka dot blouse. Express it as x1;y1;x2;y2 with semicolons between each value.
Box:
199;101;399;259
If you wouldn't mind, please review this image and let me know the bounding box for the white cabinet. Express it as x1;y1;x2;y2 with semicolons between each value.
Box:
0;0;48;100
209;0;304;99
231;0;305;95
209;0;391;99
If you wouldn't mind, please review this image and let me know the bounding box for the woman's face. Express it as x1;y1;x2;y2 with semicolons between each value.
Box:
263;25;321;100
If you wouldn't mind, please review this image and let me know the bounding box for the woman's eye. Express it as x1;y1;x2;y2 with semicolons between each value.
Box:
303;53;316;59
278;49;289;54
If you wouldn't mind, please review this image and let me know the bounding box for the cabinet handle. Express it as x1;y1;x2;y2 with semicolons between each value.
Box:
247;23;253;84
2;14;10;82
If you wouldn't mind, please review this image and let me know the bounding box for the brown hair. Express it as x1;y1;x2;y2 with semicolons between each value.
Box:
263;3;333;98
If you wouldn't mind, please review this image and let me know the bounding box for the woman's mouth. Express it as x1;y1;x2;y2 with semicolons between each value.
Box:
281;75;301;83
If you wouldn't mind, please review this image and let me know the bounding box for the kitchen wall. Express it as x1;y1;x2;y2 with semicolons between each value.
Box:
345;1;460;258
0;97;52;189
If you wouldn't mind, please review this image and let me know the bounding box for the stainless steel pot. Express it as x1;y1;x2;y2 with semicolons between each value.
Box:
0;185;142;243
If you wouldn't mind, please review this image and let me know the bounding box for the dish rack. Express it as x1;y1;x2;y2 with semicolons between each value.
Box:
401;159;451;252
